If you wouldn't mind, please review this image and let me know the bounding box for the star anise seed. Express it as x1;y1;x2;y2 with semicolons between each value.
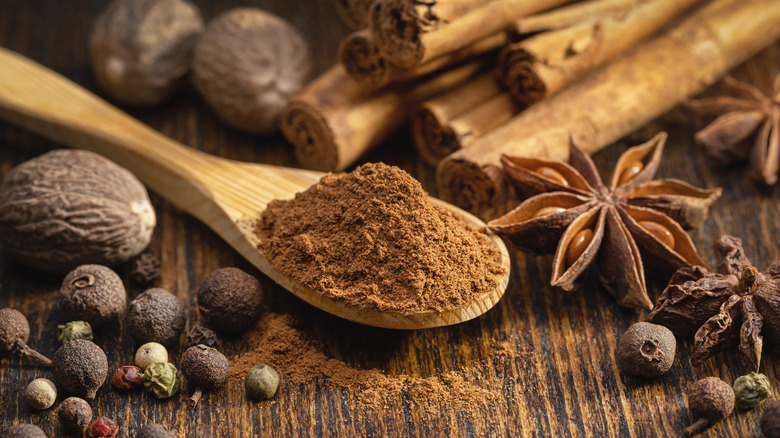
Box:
488;132;721;309
684;74;780;185
647;235;780;372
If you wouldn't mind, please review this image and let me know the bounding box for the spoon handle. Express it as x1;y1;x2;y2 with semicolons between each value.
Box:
0;47;216;210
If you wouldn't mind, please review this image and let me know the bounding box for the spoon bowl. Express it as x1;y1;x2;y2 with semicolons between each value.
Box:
0;47;510;329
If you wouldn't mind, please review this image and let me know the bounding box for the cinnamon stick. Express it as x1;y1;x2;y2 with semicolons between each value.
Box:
371;0;574;68
411;73;518;165
333;0;375;29
340;31;504;88
498;0;703;107
281;60;487;171
437;0;780;213
509;0;639;35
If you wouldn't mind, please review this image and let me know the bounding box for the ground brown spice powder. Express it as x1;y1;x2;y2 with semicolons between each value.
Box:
256;163;505;313
228;312;500;413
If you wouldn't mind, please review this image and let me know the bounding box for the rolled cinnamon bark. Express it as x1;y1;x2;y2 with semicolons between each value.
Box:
498;0;703;107
281;60;487;171
437;0;780;213
509;0;640;35
411;73;518;165
371;0;574;68
333;0;375;29
340;31;504;88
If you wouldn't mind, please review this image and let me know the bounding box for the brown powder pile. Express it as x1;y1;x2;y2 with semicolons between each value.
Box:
228;312;498;413
256;162;505;313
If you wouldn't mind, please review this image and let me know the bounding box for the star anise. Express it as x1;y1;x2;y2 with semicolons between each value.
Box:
488;132;721;309
647;235;780;372
684;74;780;185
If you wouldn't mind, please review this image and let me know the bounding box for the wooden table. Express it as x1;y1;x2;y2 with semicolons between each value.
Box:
1;1;778;436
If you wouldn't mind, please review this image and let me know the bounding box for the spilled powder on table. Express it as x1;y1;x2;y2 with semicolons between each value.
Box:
228;312;500;413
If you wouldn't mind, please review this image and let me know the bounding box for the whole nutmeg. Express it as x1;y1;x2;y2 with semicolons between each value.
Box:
0;424;46;438
56;397;93;432
617;322;676;377
135;423;175;438
0;149;155;273
24;378;57;410
180;344;228;406
60;265;127;328
763;400;780;438
128;288;185;346
90;0;204;106
733;372;771;409
245;364;279;400
135;342;169;370
684;377;735;436
192;8;312;134
142;362;181;399
197;267;263;334
52;339;108;400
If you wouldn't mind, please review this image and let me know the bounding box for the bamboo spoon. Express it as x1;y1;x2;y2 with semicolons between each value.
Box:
0;47;510;329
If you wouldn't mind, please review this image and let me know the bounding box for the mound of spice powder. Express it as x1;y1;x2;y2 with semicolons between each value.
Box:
256;163;505;313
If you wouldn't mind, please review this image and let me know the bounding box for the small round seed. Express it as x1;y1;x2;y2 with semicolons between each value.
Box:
618;160;644;185
533;206;567;218
535;166;569;187
566;229;593;267
639;221;675;249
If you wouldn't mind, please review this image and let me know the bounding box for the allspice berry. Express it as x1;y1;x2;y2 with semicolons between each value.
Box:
192;8;312;134
197;267;263;334
24;378;57;410
733;372;771;409
56;397;93;432
90;0;204;107
128;288;185;346
0;424;46;438
57;321;94;344
135;342;169;370
684;377;735;436
135;423;175;438
60;265;127;328
142;362;180;399
180;344;228;406
617;322;676;378
185;325;219;349
52;339;108;400
763;400;780;438
0;308;52;366
245;364;279;400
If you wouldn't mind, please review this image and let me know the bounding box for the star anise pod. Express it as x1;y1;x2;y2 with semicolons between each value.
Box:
684;74;780;185
647;235;780;372
488;132;721;309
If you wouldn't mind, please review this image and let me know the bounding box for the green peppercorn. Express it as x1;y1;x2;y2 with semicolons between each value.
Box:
58;321;94;344
733;372;771;410
245;364;280;400
142;362;180;399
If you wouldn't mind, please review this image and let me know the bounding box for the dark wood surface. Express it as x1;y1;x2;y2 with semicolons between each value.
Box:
1;1;779;436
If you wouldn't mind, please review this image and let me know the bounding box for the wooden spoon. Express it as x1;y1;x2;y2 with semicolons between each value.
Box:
0;47;510;329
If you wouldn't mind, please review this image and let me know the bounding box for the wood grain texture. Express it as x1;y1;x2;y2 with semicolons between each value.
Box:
0;0;779;436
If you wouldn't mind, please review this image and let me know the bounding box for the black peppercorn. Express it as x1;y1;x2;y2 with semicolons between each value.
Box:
127;288;185;346
186;325;219;349
617;322;676;377
684;377;735;436
197;267;263;334
60;264;126;328
135;423;175;438
0;308;52;366
130;253;161;285
56;397;93;432
0;424;46;438
52;339;108;399
763;400;780;438
180;344;228;406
